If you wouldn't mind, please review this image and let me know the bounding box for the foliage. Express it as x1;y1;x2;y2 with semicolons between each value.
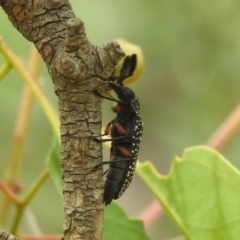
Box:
104;203;150;240
138;146;240;240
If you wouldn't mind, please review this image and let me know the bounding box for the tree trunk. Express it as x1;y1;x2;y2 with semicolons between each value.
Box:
0;1;124;239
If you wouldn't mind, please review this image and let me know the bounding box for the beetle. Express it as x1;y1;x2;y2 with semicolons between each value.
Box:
93;55;143;205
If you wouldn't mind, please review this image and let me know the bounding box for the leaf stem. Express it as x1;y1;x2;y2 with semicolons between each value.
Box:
138;199;163;228
11;169;50;234
0;181;21;205
0;45;42;224
0;39;59;137
0;62;12;80
24;169;50;206
207;103;240;150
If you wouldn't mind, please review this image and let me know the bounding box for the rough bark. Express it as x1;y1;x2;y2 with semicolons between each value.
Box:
0;1;124;239
0;230;21;240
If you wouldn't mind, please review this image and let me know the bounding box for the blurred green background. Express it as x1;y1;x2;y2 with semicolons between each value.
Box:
1;1;240;239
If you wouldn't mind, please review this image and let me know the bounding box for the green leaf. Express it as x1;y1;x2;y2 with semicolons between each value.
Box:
137;146;240;240
104;202;150;240
45;138;62;194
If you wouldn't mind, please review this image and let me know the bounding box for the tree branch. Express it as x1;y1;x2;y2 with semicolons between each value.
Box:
0;1;124;239
0;230;22;240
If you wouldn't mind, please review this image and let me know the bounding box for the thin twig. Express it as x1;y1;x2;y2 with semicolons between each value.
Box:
138;199;163;228
11;169;50;234
0;181;21;205
0;40;59;137
0;62;12;80
0;45;42;224
207;103;240;150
